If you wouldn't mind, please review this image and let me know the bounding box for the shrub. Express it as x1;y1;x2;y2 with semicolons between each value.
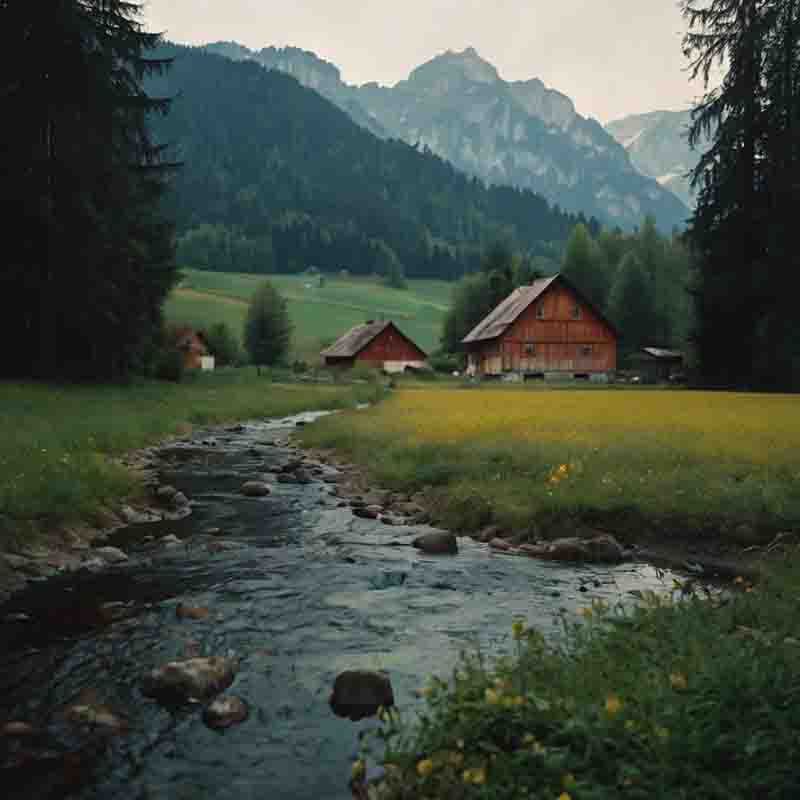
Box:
243;280;292;368
204;322;243;367
154;348;185;382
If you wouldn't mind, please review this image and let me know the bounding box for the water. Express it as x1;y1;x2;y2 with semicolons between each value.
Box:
0;413;682;800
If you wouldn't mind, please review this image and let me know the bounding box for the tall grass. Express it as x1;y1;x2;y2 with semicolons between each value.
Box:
368;564;800;798
299;387;800;536
0;372;379;535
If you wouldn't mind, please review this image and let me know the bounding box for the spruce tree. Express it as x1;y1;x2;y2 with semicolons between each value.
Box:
244;281;292;369
0;0;176;380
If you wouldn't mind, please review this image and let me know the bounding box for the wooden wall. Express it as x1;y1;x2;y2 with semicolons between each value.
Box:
357;326;427;364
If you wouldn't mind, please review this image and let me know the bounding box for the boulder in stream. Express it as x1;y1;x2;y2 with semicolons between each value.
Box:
240;481;271;497
412;532;458;555
329;670;394;721
141;656;238;705
203;695;249;730
94;546;128;565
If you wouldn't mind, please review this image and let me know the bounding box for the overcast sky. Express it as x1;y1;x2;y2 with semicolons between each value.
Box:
141;0;708;123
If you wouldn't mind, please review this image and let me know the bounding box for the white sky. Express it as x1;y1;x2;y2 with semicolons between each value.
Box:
141;0;710;123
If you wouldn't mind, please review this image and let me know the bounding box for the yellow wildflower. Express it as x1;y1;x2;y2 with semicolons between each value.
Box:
655;726;670;741
351;760;365;780
670;672;688;691
485;688;501;705
512;620;526;640
558;793;573;800
462;766;487;785
416;758;435;777
512;695;526;707
577;607;593;619
522;733;537;745
605;694;623;715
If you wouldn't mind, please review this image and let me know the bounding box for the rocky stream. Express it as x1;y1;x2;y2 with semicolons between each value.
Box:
0;411;683;800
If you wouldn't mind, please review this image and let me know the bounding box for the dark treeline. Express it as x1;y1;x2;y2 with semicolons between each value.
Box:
684;0;800;390
440;221;692;360
147;44;598;282
1;1;177;380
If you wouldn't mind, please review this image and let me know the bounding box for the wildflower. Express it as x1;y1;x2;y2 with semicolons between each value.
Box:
462;766;487;785
558;793;573;800
655;726;670;741
577;607;593;619
484;688;501;705
562;773;576;788
416;758;435;777
522;734;537;745
512;620;526;640
351;760;365;780
456;739;465;750
605;694;623;715
734;576;746;585
670;672;688;691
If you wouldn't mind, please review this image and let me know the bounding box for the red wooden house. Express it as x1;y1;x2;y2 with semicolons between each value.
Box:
170;326;212;370
321;320;428;373
462;274;617;379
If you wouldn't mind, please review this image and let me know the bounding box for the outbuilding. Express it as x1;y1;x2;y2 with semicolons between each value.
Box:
629;347;684;383
321;320;428;373
462;274;617;380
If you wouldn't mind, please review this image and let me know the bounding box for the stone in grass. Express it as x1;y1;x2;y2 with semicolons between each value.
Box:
94;546;129;564
240;481;271;497
330;670;394;721
412;532;458;555
141;656;238;705
203;695;249;730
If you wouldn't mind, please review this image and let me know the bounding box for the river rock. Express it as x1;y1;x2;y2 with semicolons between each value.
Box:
329;670;394;721
584;534;626;563
489;537;514;552
353;506;380;520
94;546;128;565
141;656;238;704
120;505;162;525
155;485;178;503
203;695;249;730
412;532;458;555
160;534;182;548
240;481;271;497
176;603;210;621
1;721;38;737
64;702;129;736
171;491;189;509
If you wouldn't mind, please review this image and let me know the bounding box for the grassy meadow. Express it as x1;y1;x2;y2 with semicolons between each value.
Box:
165;269;452;364
0;372;381;541
299;386;800;537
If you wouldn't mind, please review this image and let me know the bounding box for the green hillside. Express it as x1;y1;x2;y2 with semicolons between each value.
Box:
165;269;452;363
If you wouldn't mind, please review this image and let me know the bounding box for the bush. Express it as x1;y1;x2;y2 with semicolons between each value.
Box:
429;350;464;374
204;322;243;366
243;280;292;368
154;348;185;382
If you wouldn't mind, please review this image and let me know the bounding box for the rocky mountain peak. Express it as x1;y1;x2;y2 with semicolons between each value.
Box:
406;46;501;90
508;78;577;130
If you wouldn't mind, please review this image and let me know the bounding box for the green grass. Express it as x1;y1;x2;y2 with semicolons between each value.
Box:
166;269;452;363
366;564;800;799
0;372;381;539
298;387;800;539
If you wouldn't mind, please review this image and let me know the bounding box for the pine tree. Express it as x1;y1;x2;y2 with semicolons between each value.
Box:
0;0;176;380
561;224;610;310
244;281;292;368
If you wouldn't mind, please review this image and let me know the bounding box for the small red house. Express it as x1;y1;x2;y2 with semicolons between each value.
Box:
170;326;211;370
462;274;617;380
321;320;428;373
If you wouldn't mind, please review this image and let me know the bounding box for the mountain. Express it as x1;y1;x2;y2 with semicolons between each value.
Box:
204;42;690;231
147;44;592;280
605;110;710;208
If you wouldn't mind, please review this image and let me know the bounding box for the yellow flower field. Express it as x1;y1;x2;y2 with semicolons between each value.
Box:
300;387;800;535
351;388;800;466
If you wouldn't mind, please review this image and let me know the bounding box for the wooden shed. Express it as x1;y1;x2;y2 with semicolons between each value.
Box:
171;326;212;370
321;320;428;373
462;274;617;380
629;347;684;383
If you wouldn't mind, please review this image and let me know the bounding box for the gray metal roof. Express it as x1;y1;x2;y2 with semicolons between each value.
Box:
320;321;393;358
642;347;683;360
461;277;558;344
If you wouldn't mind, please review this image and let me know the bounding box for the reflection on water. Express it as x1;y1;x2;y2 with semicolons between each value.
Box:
0;415;683;800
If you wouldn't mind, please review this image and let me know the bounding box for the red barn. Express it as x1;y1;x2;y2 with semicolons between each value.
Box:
462;274;617;380
321;320;428;373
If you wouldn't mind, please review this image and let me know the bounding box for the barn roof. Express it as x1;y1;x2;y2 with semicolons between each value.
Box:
642;347;683;360
321;320;426;359
462;274;617;345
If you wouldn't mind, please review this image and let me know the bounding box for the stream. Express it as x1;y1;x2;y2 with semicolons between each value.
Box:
0;411;683;800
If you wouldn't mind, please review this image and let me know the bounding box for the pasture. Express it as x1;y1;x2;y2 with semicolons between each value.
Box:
299;386;800;536
166;269;452;363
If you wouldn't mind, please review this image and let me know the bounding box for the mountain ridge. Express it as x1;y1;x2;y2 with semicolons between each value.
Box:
201;41;690;231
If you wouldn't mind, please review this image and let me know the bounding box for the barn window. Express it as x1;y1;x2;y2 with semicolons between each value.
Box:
571;303;582;320
580;344;593;357
536;304;545;319
524;342;535;355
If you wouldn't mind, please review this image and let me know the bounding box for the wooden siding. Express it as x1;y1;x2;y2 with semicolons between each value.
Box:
468;283;616;374
355;326;427;364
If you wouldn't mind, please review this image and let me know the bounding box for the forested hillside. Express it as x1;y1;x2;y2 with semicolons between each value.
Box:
147;44;597;280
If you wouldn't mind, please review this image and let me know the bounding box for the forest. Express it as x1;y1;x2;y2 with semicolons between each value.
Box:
146;44;597;282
